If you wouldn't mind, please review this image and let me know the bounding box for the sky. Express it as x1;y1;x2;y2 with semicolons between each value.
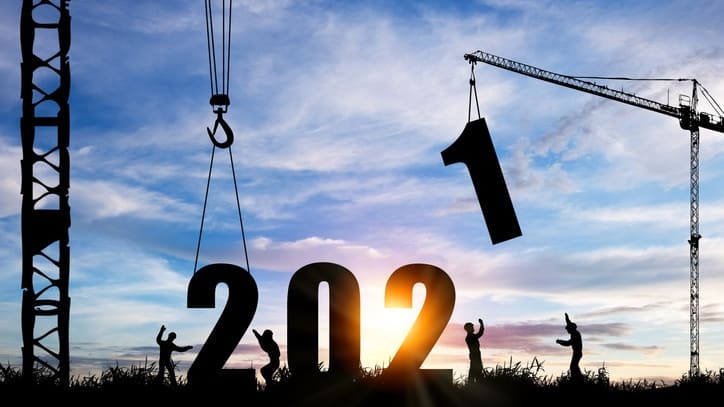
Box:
1;0;724;385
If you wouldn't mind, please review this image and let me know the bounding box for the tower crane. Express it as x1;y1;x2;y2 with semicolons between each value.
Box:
20;0;71;385
464;50;724;377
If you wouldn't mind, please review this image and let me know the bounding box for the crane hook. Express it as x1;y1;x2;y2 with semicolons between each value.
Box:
207;110;234;148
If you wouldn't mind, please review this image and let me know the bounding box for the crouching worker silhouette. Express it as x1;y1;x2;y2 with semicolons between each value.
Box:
556;313;583;382
156;325;192;385
464;318;485;383
253;328;280;387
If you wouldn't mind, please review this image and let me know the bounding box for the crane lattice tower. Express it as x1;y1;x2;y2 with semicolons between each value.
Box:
20;0;71;385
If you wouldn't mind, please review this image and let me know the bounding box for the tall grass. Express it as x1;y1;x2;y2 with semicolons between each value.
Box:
72;358;164;388
675;368;724;387
2;358;722;393
0;358;186;389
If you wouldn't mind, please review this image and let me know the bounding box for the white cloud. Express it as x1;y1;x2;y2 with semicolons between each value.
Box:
0;3;20;110
568;202;687;226
236;0;292;15
250;235;390;274
0;138;21;218
72;179;198;223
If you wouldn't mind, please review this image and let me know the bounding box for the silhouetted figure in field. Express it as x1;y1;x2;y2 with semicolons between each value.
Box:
253;328;280;387
556;313;583;382
464;318;485;383
156;325;192;385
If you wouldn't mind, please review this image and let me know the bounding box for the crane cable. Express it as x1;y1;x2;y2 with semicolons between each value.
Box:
205;0;231;104
194;0;251;275
699;82;724;117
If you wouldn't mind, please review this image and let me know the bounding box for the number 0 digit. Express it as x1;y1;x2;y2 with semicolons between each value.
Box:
287;262;361;379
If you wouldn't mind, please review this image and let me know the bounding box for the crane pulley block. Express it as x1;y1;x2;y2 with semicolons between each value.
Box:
210;93;230;110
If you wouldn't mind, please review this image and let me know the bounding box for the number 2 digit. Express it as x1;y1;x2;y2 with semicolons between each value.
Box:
186;263;258;387
383;263;455;381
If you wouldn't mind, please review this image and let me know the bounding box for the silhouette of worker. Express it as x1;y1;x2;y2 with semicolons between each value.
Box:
464;318;485;383
156;325;192;385
253;328;280;387
556;313;583;382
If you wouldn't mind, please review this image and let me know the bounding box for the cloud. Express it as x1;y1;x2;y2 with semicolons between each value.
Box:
420;236;689;305
505;138;579;200
72;179;199;223
438;320;629;356
601;343;663;356
235;0;293;15
0;3;20;111
0;138;21;218
568;202;688;227
578;302;672;318
250;236;389;274
700;303;724;323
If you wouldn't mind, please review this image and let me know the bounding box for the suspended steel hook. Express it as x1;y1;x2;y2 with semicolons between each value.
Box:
207;109;234;148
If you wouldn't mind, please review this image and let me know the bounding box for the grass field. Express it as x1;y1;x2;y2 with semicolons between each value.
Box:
2;359;723;406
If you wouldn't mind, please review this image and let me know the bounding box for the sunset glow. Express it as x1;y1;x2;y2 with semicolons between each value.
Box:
1;0;724;386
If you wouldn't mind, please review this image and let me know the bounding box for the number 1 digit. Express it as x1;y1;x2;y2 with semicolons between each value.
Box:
441;118;522;244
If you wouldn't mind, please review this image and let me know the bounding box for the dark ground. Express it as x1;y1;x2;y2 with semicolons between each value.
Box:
4;376;722;407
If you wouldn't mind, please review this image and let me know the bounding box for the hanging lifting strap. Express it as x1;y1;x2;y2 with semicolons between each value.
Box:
468;61;481;123
193;143;252;275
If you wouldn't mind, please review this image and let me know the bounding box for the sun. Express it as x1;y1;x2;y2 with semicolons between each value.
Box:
313;279;437;371
359;288;427;369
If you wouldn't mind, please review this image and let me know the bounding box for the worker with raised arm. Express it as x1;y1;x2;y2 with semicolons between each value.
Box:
556;313;583;382
253;328;280;387
464;317;485;383
156;324;193;385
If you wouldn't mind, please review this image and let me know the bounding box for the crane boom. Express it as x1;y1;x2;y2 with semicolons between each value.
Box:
464;50;724;134
465;49;724;377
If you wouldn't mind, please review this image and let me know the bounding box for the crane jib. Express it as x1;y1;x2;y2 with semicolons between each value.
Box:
464;51;724;134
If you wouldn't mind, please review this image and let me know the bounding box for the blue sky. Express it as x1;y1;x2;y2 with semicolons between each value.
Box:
2;0;724;384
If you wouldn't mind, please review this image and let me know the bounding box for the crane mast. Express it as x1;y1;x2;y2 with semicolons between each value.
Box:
464;50;724;377
688;85;700;377
20;0;72;385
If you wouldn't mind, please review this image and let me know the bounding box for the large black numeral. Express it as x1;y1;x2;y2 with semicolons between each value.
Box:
187;262;456;387
287;262;361;378
187;263;258;386
383;264;455;381
441;118;522;244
